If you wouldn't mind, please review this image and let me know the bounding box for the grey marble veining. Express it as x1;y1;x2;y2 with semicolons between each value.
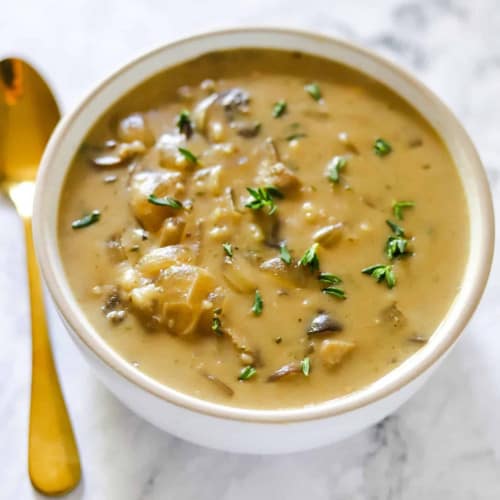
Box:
1;0;499;498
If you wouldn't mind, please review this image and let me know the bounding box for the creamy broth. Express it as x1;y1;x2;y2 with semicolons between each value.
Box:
58;49;468;409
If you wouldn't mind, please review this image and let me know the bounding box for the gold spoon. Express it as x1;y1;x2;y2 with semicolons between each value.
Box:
0;58;81;495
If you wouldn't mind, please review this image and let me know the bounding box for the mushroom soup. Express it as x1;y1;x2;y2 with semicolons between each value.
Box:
58;49;468;409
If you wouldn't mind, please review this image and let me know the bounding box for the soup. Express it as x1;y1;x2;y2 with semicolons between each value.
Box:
58;49;468;409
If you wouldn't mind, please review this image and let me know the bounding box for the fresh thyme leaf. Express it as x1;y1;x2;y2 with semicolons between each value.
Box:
393;200;415;220
373;138;392;156
386;219;405;236
326;155;347;183
385;235;408;260
272;99;287;118
304;82;322;101
322;287;347;299
318;273;342;285
245;186;284;215
279;242;292;265
298;243;320;272
211;316;223;336
238;365;257;381
176;110;193;138
362;264;396;288
222;242;233;258
252;290;263;316
178;146;198;164
147;194;183;209
286;132;307;142
301;357;311;376
72;210;100;229
385;266;396;288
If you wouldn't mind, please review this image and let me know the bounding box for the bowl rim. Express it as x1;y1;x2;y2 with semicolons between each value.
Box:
33;26;495;424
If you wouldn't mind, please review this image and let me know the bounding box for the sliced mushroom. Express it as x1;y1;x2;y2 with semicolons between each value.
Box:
192;88;251;137
92;154;124;167
217;88;250;114
92;140;146;168
200;371;234;397
409;335;428;343
307;312;343;335
105;234;125;262
312;223;344;247
267;361;302;381
101;287;127;323
254;214;281;248
231;120;261;138
408;137;423;148
192;93;219;133
260;257;288;274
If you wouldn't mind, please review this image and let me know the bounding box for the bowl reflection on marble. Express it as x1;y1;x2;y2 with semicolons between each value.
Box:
33;28;494;454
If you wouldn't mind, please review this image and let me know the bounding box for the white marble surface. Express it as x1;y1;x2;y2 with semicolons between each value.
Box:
1;0;500;498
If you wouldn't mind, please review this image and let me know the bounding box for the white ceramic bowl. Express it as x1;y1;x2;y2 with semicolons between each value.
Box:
33;28;494;454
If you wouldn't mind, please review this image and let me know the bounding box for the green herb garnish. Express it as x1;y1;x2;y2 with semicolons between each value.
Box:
176;110;193;138
373;138;392;156
362;264;396;288
326;156;347;183
305;83;321;101
298;243;320;272
393;200;415;220
211;316;223;336
147;194;183;209
301;357;311;376
252;290;263;316
286;132;307;142
385;220;410;259
318;272;342;285
222;242;233;258
239;365;256;381
272;99;287;118
386;219;405;236
245;186;284;215
71;210;100;229
279;242;292;265
322;287;347;299
385;235;408;260
178;147;198;164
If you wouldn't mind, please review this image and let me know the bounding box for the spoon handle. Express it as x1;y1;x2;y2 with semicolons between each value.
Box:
24;217;81;495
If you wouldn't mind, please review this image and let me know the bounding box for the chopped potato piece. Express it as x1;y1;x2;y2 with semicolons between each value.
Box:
116;263;145;292
129;283;161;315
255;162;300;192
117;113;154;145
158;217;186;246
193;165;222;195
128;263;217;336
319;339;355;368
155;133;189;170
136;245;195;277
129;170;184;231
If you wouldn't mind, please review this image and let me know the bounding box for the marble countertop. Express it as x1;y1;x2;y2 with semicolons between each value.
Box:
1;0;499;498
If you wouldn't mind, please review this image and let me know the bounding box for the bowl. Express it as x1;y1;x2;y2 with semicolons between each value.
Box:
33;28;494;454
